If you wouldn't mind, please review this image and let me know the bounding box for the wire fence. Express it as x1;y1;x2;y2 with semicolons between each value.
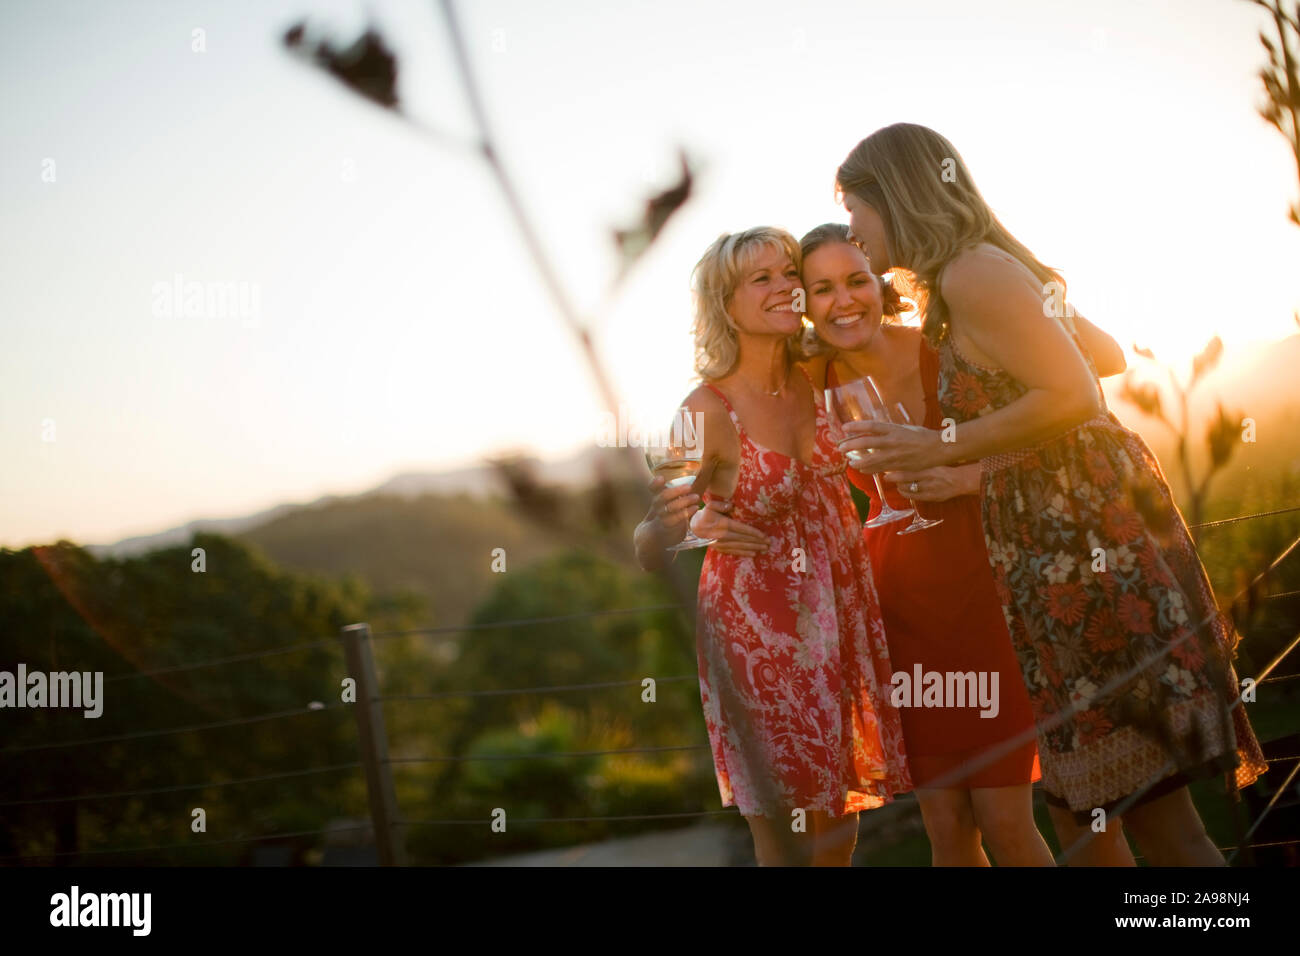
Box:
3;504;1298;865
1188;504;1300;531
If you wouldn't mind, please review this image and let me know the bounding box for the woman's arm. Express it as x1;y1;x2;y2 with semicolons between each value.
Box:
1071;312;1126;377
841;248;1104;471
632;387;739;570
938;249;1104;456
633;475;699;571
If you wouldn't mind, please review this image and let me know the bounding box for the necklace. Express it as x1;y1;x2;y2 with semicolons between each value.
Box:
767;362;789;396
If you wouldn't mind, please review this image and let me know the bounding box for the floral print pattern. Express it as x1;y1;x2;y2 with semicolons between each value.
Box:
937;328;1267;812
695;373;911;817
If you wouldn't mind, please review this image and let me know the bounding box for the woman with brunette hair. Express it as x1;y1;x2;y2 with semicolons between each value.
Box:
800;221;1052;865
835;123;1267;865
634;226;910;866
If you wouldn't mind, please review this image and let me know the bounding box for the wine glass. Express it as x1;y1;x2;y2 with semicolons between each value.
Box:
825;379;914;528
889;400;944;536
644;410;716;552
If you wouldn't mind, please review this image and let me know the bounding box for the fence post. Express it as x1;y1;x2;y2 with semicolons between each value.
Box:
341;623;406;866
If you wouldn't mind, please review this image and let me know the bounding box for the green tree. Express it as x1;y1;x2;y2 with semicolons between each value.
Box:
402;549;712;863
0;533;436;865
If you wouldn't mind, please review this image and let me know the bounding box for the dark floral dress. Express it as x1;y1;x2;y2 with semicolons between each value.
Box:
936;321;1267;818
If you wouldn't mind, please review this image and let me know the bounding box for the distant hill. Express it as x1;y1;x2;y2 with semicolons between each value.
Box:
237;491;565;630
78;335;1298;628
372;445;618;500
86;445;620;560
85;445;644;630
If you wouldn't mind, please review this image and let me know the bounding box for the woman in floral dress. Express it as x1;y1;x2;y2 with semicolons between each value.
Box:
635;226;910;865
835;123;1267;865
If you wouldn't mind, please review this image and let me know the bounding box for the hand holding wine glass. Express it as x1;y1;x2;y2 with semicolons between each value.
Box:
825;378;914;528
644;412;717;551
645;474;699;533
888;400;944;535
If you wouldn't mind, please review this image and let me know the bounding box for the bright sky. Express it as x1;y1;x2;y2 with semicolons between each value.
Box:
2;0;1298;548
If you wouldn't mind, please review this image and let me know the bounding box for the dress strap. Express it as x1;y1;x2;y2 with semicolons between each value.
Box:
702;382;744;432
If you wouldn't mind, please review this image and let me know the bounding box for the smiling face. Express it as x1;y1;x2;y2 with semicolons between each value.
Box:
724;243;802;336
843;192;892;273
801;240;884;352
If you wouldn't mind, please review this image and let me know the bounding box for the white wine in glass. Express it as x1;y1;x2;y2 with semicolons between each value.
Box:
649;457;701;489
644;418;716;552
825;378;914;528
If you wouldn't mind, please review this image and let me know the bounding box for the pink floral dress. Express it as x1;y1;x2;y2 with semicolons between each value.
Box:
694;371;911;818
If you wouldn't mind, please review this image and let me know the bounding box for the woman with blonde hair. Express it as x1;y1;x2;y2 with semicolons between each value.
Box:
701;222;1126;866
634;226;910;865
837;123;1267;865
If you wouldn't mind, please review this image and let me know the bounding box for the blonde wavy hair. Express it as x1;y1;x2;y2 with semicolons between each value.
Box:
691;226;802;381
835;123;1063;346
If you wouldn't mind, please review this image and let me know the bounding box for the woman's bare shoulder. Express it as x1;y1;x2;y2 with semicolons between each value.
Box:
683;382;725;412
940;244;1041;317
681;383;737;434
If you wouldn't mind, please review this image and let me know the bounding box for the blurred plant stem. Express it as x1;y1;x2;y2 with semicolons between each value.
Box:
1245;0;1300;224
429;1;701;632
285;3;701;637
1121;337;1244;539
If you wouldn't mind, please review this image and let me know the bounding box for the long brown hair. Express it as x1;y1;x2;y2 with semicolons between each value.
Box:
836;123;1063;346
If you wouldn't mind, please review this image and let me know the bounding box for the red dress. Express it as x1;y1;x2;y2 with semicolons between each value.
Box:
828;338;1041;788
694;371;912;817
